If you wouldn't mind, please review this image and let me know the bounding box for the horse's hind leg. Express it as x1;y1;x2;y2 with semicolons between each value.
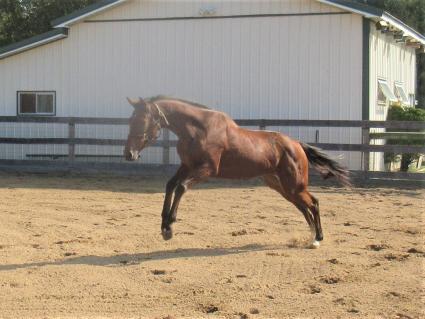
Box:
309;195;323;241
264;174;323;247
290;190;323;246
263;175;315;236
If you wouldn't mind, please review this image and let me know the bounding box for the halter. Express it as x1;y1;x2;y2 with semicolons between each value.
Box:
129;102;169;144
152;102;170;127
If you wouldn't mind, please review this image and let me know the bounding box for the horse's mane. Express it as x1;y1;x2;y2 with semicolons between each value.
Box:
147;95;211;110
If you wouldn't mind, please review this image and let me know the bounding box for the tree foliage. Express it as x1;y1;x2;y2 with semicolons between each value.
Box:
385;105;425;171
0;0;98;47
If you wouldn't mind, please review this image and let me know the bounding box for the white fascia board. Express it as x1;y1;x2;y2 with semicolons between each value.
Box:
54;0;127;28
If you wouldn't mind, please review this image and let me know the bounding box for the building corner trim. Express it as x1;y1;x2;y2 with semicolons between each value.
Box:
362;18;370;121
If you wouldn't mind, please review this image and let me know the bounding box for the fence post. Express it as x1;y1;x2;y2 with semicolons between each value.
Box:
162;128;170;165
259;119;266;131
68;120;75;161
362;128;370;180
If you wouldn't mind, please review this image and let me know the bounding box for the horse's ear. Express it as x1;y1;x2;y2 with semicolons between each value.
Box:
126;97;147;109
127;97;138;108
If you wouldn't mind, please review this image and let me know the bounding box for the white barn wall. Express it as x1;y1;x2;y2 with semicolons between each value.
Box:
0;41;69;160
0;0;362;168
368;21;417;171
90;0;344;20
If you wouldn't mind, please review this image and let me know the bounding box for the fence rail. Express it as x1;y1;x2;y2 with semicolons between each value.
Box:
0;116;424;180
0;138;423;154
1;116;425;129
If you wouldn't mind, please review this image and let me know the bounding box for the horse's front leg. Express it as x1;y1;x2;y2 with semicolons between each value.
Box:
161;164;215;240
161;165;188;234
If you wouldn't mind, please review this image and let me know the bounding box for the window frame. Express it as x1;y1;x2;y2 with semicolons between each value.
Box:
17;91;56;116
394;82;409;105
409;93;416;107
377;79;397;105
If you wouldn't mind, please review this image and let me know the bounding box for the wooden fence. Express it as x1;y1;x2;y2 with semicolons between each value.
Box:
0;116;424;181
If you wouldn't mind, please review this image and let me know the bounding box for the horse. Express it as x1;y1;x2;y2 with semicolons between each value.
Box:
124;96;350;248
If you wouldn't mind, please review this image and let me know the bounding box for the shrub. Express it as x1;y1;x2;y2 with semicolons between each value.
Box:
385;105;425;171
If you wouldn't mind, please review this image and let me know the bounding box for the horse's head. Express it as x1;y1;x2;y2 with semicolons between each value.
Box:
124;97;163;161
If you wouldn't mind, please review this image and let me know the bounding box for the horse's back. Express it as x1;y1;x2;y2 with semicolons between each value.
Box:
217;127;289;178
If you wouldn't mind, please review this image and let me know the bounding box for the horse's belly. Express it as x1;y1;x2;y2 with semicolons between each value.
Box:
217;152;276;179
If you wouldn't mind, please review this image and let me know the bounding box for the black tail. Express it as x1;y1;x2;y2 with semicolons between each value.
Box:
300;142;351;187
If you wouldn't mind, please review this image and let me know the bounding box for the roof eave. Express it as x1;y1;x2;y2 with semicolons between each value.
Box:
380;12;425;45
316;0;383;18
0;28;68;60
51;0;127;28
317;0;425;46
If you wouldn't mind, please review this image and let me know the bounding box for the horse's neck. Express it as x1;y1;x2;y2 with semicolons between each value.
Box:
160;102;204;139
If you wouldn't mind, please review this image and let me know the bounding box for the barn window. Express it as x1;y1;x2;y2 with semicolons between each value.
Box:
394;83;409;104
17;91;55;116
377;79;397;105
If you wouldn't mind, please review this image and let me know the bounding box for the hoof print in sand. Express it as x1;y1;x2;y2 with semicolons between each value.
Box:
200;304;219;314
367;244;389;251
320;276;341;284
304;285;321;294
384;254;409;262
232;229;248;236
249;308;260;314
64;252;77;257
407;247;424;256
347;308;360;314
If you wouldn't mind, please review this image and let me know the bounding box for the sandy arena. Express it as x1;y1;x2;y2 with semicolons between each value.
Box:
0;172;423;318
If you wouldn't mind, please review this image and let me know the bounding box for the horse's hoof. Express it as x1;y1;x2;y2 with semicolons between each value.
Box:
161;228;173;241
311;240;320;249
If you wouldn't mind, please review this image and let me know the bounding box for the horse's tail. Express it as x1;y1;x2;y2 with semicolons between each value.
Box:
300;142;351;187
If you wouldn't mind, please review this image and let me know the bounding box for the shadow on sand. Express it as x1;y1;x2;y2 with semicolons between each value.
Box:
2;171;421;196
0;244;277;272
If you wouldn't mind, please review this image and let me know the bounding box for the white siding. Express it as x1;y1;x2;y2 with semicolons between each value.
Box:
89;0;344;20
0;0;362;169
368;21;417;171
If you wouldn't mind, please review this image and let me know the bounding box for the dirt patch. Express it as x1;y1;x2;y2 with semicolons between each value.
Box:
0;173;423;318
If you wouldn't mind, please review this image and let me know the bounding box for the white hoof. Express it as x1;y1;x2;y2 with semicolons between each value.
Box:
311;240;320;249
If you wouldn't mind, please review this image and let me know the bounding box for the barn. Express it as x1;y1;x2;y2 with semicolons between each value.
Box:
0;0;424;171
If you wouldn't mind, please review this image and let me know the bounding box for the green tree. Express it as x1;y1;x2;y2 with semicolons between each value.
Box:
0;0;98;47
386;105;425;171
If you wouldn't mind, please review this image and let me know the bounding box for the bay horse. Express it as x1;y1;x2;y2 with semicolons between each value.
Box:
124;96;350;248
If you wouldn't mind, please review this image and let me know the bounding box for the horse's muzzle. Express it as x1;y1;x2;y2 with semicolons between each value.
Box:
124;150;140;161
